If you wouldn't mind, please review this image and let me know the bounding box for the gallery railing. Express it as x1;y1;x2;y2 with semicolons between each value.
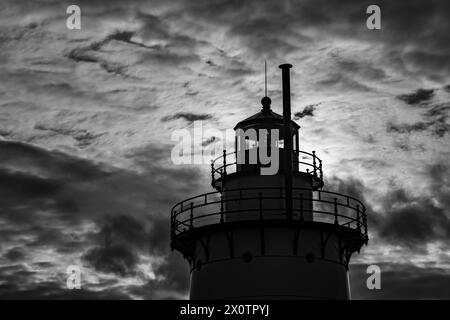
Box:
171;187;367;241
211;150;323;186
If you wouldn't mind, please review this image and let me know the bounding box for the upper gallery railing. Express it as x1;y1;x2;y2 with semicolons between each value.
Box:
211;149;323;186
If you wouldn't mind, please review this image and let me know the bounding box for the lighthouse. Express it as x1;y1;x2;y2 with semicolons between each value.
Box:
170;64;368;300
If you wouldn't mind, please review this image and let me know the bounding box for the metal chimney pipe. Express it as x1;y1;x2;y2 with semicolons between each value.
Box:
279;63;293;220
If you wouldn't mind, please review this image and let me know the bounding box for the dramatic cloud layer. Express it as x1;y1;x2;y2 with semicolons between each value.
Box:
0;0;449;299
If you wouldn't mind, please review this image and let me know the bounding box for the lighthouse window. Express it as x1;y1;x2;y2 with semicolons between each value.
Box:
236;136;258;150
236;128;257;150
245;138;258;150
276;139;284;149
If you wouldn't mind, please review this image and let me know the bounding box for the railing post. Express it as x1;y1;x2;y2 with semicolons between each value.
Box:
356;205;361;232
364;211;368;242
220;195;224;223
171;210;176;238
312;150;317;177
259;192;263;221
319;160;323;182
190;202;194;230
300;193;304;221
334;198;338;225
223;149;227;175
210;160;214;185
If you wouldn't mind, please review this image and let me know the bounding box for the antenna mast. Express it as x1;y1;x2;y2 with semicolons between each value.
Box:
264;60;267;97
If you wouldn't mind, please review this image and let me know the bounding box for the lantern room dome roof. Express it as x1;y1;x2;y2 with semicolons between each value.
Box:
234;96;300;131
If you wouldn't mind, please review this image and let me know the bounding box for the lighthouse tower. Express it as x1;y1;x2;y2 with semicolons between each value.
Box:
170;64;368;300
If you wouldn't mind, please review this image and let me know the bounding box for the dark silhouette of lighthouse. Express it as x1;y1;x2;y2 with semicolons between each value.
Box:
170;64;368;299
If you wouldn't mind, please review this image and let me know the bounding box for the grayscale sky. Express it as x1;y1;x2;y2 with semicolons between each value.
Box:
0;0;449;299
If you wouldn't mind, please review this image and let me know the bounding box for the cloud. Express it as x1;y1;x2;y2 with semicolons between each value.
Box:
76;210;189;298
397;89;435;105
294;104;319;119
161;112;213;124
336;59;387;81
387;121;429;134
345;164;449;248
153;254;190;295
176;0;450;79
0;140;201;298
386;101;450;137
34;124;105;149
0;168;60;200
82;213;171;277
317;73;371;92
326;162;450;251
4;247;26;262
226;16;303;57
83;244;140;277
1;0;450;300
201;136;218;147
66;49;99;64
425;103;450;118
350;262;450;299
387;120;449;138
66;36;132;77
0;263;130;299
107;30;154;50
376;194;450;246
325;176;367;204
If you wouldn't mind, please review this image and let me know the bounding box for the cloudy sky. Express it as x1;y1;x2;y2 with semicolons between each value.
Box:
0;0;449;299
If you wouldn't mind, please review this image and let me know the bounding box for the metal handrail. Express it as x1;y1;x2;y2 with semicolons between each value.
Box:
210;149;324;186
171;187;368;240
